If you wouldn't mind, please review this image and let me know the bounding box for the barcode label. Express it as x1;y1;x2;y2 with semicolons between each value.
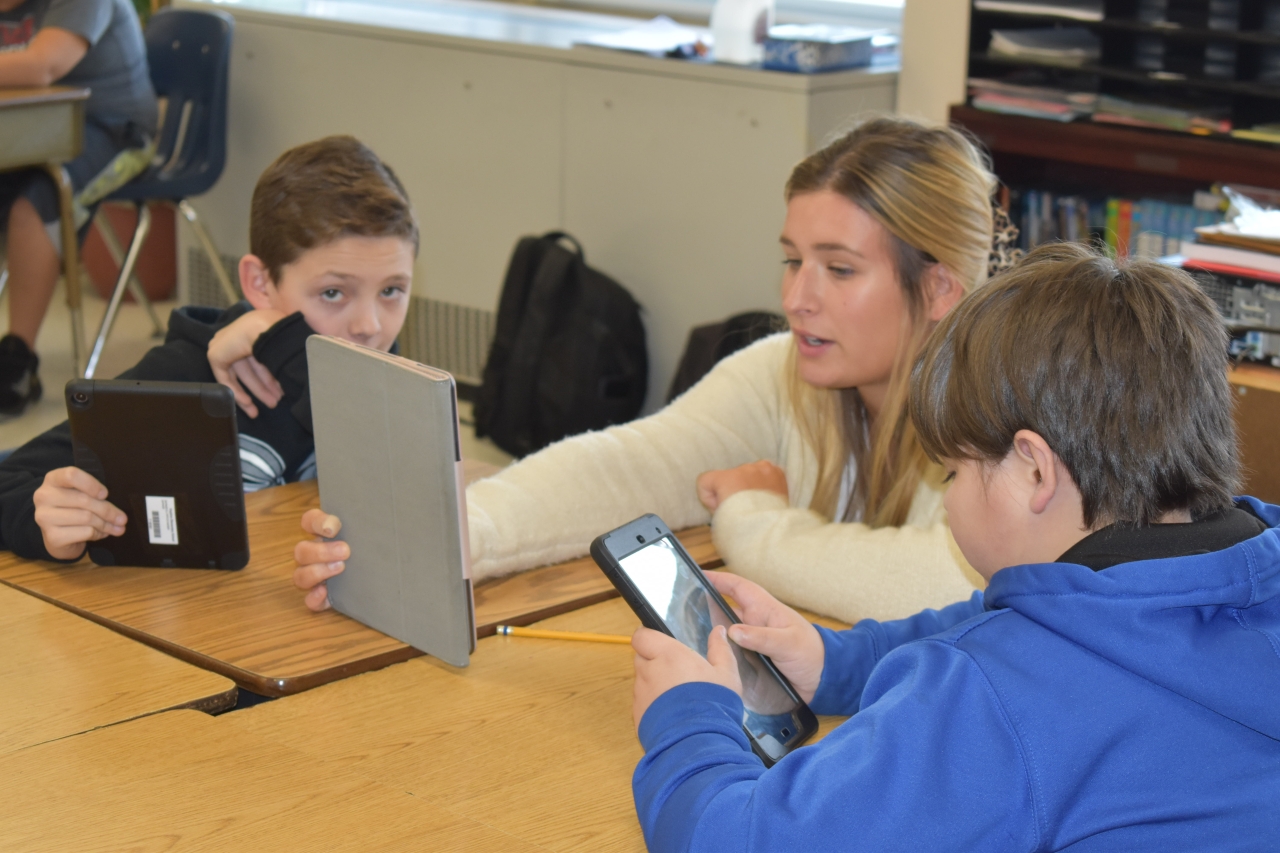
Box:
144;496;179;545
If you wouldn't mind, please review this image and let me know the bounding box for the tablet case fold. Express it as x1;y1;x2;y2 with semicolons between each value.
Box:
307;336;476;668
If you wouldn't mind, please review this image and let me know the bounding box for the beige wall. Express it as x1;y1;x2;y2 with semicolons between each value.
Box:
896;0;969;124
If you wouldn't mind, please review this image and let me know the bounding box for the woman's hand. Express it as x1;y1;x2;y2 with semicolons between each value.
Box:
292;508;349;612
208;309;287;417
706;571;825;703
632;624;742;730
33;467;126;561
696;460;788;512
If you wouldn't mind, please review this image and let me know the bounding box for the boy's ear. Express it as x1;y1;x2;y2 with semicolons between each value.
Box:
1011;429;1062;515
238;255;277;311
925;264;965;323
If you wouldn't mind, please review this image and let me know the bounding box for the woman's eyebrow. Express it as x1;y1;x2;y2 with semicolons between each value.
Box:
813;242;865;257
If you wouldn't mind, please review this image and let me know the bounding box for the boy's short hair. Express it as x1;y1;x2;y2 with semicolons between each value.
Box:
249;136;418;283
910;242;1239;527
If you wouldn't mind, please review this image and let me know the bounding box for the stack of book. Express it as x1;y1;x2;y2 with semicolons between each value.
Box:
1012;191;1105;248
1108;197;1225;258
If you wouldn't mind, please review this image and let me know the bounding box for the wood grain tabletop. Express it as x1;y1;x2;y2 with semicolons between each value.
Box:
0;478;721;696
225;597;849;853
0;583;234;754
0;709;547;852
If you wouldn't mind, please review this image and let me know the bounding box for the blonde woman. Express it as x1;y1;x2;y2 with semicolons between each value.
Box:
290;116;998;624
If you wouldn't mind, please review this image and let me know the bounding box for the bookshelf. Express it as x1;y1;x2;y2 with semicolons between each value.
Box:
950;103;1280;196
968;0;1280;130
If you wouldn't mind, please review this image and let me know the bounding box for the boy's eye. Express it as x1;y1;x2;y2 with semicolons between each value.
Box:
320;289;343;302
942;470;956;484
782;258;801;270
381;285;405;298
829;265;855;278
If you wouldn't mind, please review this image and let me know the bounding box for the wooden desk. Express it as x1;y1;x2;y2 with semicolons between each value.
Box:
0;583;234;754
225;598;847;853
0;709;546;851
0;86;90;375
0;478;721;696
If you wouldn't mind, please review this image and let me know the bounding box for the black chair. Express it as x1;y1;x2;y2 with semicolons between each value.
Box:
85;7;237;378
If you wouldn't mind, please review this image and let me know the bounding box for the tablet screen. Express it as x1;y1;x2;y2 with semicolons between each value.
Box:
618;536;807;760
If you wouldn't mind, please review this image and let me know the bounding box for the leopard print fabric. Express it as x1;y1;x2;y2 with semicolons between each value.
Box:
989;201;1024;279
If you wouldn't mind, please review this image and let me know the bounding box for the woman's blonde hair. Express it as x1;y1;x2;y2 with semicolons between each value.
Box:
785;116;996;526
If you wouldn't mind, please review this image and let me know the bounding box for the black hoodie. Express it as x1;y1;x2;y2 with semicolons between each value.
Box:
0;303;318;561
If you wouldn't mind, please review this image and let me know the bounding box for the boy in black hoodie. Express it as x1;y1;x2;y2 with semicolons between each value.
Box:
0;135;417;562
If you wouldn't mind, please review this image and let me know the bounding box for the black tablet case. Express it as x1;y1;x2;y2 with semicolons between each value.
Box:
65;379;249;570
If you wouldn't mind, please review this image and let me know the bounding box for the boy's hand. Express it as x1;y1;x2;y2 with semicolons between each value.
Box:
697;461;788;512
292;508;348;612
706;572;825;703
632;625;742;729
33;467;126;561
208;309;287;418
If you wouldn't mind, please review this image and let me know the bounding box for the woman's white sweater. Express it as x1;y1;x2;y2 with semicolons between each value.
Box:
465;334;982;624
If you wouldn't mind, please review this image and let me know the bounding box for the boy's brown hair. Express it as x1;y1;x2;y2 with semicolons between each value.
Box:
910;242;1239;527
249;136;418;283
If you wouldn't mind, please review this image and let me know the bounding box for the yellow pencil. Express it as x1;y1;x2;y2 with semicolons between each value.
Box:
495;625;632;645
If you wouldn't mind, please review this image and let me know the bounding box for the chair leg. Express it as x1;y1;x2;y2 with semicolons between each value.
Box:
85;203;152;379
93;207;165;338
178;200;239;306
44;163;84;377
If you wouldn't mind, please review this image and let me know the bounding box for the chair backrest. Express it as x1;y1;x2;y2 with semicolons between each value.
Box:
143;8;234;199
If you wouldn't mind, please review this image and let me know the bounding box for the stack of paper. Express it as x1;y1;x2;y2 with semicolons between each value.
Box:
1092;94;1231;133
974;0;1104;21
969;78;1096;121
989;26;1101;65
578;16;707;59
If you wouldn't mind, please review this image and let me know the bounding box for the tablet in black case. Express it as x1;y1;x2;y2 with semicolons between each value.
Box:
65;379;249;570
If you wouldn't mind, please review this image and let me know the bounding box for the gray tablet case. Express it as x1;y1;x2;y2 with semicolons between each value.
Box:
307;336;475;667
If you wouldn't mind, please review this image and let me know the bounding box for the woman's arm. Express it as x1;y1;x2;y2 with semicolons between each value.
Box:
710;487;982;624
466;335;797;581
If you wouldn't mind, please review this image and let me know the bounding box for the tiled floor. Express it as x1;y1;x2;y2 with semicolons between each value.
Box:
0;277;514;470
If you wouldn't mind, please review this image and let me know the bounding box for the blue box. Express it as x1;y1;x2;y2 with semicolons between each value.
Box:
762;24;876;73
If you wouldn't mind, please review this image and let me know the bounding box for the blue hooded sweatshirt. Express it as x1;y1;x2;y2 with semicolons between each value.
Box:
633;498;1280;852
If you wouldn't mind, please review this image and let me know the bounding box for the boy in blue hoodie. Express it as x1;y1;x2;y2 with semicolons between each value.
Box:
629;242;1280;852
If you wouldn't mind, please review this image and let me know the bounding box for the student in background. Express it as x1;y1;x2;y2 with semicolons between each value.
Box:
291;116;1003;624
0;0;157;414
0;136;415;562
629;243;1280;851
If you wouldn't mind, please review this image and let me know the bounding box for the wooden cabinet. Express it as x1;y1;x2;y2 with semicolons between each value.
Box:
1231;364;1280;504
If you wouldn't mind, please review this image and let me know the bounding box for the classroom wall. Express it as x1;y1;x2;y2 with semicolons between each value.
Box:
895;0;969;124
178;1;895;409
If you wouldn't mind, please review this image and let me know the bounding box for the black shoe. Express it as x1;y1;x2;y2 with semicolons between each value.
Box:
0;334;43;417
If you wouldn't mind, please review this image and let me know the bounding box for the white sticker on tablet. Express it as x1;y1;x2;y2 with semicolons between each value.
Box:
145;496;179;545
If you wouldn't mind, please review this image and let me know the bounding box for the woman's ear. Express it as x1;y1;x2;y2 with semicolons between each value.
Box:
237;255;277;311
925;264;965;323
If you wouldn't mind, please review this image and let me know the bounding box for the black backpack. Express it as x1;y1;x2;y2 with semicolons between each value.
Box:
474;232;647;458
666;311;788;403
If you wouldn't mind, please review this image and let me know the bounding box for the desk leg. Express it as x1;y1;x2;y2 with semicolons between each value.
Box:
44;163;84;378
